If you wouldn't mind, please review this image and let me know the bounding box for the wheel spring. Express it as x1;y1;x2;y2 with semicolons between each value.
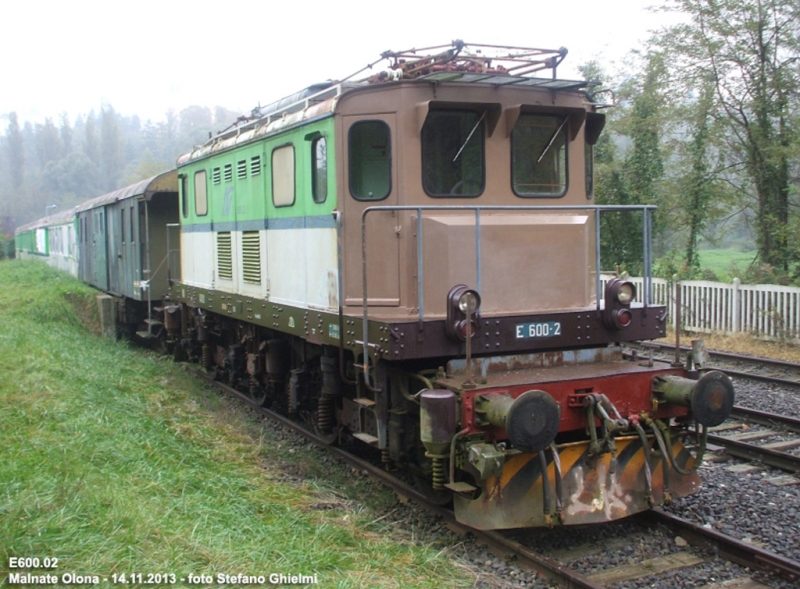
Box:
201;343;212;371
431;456;445;491
317;393;334;432
249;376;259;399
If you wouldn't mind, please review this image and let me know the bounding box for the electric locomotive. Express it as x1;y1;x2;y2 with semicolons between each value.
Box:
19;42;736;530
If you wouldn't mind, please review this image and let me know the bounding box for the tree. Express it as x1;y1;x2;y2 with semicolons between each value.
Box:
100;105;124;191
60;113;73;155
585;53;669;274
6;112;24;193
679;79;717;271
658;0;800;272
83;112;100;168
35;118;62;167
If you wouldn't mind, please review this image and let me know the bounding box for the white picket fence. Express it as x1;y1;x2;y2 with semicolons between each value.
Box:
600;274;800;341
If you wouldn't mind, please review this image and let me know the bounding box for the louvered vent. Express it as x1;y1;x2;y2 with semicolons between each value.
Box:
242;231;261;284
217;232;232;280
224;164;233;182
250;155;261;176
212;167;221;184
237;160;247;180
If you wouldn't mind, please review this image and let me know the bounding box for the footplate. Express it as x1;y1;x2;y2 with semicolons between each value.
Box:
454;435;700;529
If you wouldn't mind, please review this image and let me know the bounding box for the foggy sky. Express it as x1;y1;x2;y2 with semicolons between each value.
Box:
1;0;673;127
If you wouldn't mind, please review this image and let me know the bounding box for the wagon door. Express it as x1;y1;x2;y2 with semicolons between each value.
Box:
342;115;400;307
108;204;121;295
92;207;109;290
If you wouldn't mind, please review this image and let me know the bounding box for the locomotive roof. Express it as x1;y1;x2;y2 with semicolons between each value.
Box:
178;41;594;166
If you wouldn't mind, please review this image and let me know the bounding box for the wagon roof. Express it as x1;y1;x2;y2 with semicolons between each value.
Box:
75;169;178;213
15;207;77;233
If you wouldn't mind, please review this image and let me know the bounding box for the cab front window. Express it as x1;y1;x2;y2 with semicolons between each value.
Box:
422;110;485;197
512;114;567;197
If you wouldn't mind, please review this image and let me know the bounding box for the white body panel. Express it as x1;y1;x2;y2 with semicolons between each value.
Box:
180;231;214;289
48;223;79;277
181;226;338;312
266;227;338;311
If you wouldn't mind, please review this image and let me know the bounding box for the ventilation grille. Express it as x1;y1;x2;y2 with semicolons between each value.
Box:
224;164;233;183
217;232;232;280
237;160;247;180
250;155;261;176
242;231;261;284
212;167;221;185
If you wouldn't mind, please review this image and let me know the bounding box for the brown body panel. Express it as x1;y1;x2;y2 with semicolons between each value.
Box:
336;82;598;322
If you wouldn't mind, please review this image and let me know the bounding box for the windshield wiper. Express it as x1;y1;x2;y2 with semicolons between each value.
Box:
453;111;487;162
536;117;568;163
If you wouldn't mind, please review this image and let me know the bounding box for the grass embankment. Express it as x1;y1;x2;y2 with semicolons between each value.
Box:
0;260;473;588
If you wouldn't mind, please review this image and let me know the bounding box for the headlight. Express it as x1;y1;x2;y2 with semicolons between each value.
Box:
616;282;635;304
446;285;482;341
458;290;481;314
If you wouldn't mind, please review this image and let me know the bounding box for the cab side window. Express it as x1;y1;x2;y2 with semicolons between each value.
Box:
312;137;328;204
349;121;390;200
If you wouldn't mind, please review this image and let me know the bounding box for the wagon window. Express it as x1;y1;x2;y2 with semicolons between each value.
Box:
312;137;327;204
422;110;485;197
194;170;208;216
349;121;391;200
272;144;296;207
511;114;567;197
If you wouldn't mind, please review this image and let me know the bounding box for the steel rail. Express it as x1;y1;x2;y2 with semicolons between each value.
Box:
722;369;800;389
640;341;800;372
730;406;800;434
705;433;800;473
191;368;602;589
646;509;800;584
637;343;800;388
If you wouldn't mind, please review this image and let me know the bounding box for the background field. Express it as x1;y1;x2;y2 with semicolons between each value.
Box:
697;248;757;282
0;260;475;588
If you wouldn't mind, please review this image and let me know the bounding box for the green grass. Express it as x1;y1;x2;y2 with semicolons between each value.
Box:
698;248;756;281
0;260;473;588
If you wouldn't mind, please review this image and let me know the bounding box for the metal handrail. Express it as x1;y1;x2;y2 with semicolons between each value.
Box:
358;204;657;380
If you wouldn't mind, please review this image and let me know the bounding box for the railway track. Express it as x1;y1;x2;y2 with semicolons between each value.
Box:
191;367;800;589
702;407;800;475
639;342;800;387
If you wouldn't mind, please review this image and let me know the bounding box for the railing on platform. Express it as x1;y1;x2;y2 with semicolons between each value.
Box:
601;274;800;341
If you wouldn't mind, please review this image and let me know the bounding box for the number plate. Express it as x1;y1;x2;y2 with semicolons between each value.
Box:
515;321;562;339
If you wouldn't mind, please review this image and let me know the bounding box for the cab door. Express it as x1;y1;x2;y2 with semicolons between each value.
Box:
342;114;400;307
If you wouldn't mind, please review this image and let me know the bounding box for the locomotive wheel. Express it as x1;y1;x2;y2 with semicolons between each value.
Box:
313;425;339;446
248;383;269;407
